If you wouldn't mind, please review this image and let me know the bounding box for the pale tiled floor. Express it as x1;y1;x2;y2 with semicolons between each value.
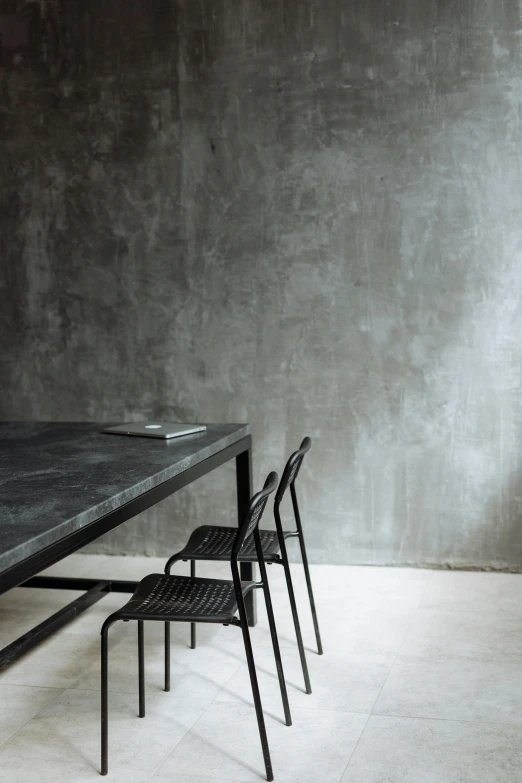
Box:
0;556;521;782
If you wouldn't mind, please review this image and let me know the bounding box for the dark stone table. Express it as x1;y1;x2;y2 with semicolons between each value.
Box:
0;421;253;668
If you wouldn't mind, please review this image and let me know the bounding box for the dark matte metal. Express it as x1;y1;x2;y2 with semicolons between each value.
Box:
164;620;170;692
162;438;320;690
236;574;274;783
99;579;140;594
236;447;255;625
274;436;323;656
22;576;113;592
102;473;284;780
253;526;292;725
101;623;110;776
0;580;110;672
230;473;279;781
190;560;196;649
138;620;145;718
291;481;323;655
22;576;141;594
274;502;312;692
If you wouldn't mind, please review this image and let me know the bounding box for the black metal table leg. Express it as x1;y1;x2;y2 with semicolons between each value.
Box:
236;446;256;626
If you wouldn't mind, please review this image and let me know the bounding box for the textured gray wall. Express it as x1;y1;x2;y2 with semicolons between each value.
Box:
2;0;522;568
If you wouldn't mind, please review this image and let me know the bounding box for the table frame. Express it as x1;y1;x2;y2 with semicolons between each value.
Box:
0;435;254;672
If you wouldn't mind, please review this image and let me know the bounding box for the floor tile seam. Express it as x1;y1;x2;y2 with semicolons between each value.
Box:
279;705;371;719
339;598;522;778
63;683;227;715
367;619;522;719
0;686;67;751
334;711;372;783
212;697;373;720
388;651;522;667
0;676;82;690
0;681;65;691
367;583;422;679
113;765;157;783
368;710;522;728
150;775;253;783
138;704;206;782
413;605;522;617
204;654;246;712
366;621;404;718
150;691;244;781
65;682;206;702
20;688;209;778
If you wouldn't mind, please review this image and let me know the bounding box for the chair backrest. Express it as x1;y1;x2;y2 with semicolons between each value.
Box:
274;437;311;507
232;471;279;562
230;471;278;624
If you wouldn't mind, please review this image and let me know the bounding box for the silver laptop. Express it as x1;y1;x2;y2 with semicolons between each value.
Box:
103;422;207;439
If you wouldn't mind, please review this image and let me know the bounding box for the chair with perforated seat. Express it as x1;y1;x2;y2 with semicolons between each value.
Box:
116;573;257;623
100;472;289;782
165;437;323;697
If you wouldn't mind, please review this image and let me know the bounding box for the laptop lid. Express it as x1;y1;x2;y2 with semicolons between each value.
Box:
103;423;207;439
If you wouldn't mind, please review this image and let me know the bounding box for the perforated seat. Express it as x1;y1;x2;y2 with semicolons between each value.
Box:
115;573;255;624
179;525;291;562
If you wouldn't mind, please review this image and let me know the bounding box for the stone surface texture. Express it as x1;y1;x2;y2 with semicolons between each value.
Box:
1;1;522;566
0;422;248;571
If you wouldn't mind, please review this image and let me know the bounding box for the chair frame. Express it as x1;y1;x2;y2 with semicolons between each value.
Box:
100;472;289;782
165;437;322;697
274;437;323;658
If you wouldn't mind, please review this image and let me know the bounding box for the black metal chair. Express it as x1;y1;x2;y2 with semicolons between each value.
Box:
100;472;289;781
165;437;323;698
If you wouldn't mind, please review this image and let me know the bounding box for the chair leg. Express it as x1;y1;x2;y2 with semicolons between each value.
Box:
238;615;274;781
138;621;145;718
298;534;323;655
101;624;110;776
164;621;170;692
164;552;182;664
190;561;196;650
260;578;292;724
281;554;312;694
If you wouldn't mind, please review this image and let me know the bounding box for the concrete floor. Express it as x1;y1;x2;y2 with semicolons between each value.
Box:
0;555;520;782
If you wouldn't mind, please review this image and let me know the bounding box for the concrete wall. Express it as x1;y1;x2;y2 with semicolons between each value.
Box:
2;0;522;567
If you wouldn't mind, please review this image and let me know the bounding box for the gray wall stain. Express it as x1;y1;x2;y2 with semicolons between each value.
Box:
2;0;522;567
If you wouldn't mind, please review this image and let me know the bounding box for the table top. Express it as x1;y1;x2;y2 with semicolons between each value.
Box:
0;422;250;574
